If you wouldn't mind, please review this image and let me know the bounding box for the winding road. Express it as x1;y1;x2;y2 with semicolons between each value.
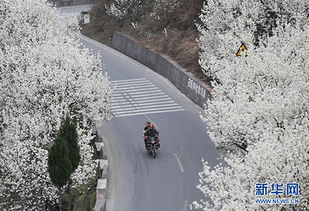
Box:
80;36;221;211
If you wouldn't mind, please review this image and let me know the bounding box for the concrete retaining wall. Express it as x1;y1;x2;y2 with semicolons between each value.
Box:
111;32;212;108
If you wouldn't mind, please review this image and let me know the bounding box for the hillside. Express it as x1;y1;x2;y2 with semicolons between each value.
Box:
82;0;210;83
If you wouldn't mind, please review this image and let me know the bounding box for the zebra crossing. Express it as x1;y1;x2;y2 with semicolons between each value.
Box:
111;78;185;117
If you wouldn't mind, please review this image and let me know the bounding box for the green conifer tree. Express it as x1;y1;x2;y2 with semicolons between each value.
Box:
48;136;72;189
58;116;80;173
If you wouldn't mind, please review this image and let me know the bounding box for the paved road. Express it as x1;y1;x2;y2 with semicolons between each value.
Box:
80;36;221;211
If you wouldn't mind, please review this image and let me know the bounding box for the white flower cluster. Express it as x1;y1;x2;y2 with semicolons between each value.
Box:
105;0;179;20
0;0;111;210
195;0;309;210
105;0;135;19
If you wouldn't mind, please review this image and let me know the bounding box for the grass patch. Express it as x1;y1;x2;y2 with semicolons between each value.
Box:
59;174;98;211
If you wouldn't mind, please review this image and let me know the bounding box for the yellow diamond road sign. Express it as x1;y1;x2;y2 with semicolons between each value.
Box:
236;43;247;56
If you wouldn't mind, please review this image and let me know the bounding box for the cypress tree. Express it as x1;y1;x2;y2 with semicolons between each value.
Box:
48;136;72;189
58;116;80;173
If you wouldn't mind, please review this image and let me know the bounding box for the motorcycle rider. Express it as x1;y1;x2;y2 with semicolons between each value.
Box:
143;122;151;133
143;123;160;150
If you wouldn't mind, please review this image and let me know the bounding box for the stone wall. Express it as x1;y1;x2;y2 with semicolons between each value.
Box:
111;32;211;108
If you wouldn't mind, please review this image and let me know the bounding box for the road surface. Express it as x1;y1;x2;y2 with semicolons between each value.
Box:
80;36;221;211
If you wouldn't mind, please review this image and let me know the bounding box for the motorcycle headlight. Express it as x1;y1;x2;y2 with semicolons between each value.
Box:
151;141;155;144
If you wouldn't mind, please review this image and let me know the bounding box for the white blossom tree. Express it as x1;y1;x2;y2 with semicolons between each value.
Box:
0;0;111;210
200;2;309;153
196;0;309;210
197;0;308;78
193;124;309;210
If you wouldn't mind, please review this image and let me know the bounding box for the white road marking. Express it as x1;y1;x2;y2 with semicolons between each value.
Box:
110;78;185;117
129;92;165;98
111;96;127;99
112;99;130;103
111;81;152;87
112;98;170;106
112;78;147;83
112;93;167;101
131;97;172;103
116;84;156;90
112;97;172;106
113;88;159;95
127;90;163;95
115;108;185;117
111;93;122;96
112;103;179;112
173;153;184;173
113;87;159;93
131;95;169;100
113;106;183;115
112;100;175;109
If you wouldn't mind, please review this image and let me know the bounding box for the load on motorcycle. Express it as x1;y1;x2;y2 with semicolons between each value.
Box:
143;122;160;153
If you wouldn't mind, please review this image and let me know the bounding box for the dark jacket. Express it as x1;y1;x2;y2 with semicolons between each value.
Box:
144;128;159;137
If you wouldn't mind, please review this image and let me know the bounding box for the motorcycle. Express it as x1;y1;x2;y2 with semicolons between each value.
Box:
145;136;160;158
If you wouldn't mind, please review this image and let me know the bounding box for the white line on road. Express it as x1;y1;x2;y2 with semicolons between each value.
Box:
112;100;175;109
116;84;156;90
127;89;163;95
111;78;147;83
113;87;159;93
111;81;152;87
112;99;130;103
111;93;123;97
112;103;179;112
112;97;172;106
113;105;183;115
112;95;171;106
114;108;185;117
131;97;172;103
129;92;165;98
112;92;166;100
132;95;169;100
173;153;184;173
111;96;127;100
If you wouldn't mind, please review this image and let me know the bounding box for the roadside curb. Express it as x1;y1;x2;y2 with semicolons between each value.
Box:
93;127;108;211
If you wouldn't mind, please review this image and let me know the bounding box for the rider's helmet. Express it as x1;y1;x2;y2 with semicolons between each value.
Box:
149;124;154;129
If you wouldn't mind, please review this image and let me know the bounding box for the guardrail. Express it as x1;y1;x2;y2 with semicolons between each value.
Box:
111;32;212;108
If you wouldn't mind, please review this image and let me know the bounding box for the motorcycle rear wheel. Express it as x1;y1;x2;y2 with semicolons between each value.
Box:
152;149;156;158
